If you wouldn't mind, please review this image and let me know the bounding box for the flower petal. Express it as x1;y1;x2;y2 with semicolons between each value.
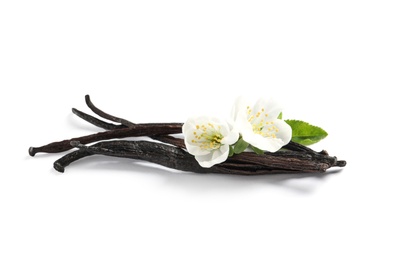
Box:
253;97;283;120
195;145;229;168
221;129;239;145
272;119;292;145
183;119;209;156
232;97;292;152
232;111;252;135
231;96;250;121
243;132;285;152
184;139;211;156
183;116;235;167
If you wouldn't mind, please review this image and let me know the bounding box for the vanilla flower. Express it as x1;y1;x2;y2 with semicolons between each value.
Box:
232;97;292;152
182;117;239;168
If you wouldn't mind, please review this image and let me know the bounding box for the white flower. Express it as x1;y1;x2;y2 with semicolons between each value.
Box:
182;117;239;168
232;97;292;152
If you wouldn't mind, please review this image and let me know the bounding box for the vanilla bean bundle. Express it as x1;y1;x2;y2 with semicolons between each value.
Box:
29;95;346;175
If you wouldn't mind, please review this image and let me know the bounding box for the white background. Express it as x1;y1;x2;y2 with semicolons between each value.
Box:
1;1;397;259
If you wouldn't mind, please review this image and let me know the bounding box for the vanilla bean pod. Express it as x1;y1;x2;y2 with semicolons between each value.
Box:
81;95;189;147
72;108;125;130
29;95;184;155
84;95;135;127
54;140;342;174
29;95;346;174
73;95;186;149
29;123;182;156
73;107;187;149
58;99;344;174
70;107;344;172
54;140;210;174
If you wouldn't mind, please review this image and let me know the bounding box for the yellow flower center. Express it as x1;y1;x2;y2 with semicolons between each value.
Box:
191;123;224;150
247;106;279;139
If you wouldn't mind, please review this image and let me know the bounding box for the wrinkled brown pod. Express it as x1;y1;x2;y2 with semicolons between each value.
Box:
29;95;346;174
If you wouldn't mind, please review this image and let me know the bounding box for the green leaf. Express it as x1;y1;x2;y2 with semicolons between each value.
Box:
228;146;235;157
233;138;249;154
278;112;283;119
285;119;328;146
250;145;264;155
